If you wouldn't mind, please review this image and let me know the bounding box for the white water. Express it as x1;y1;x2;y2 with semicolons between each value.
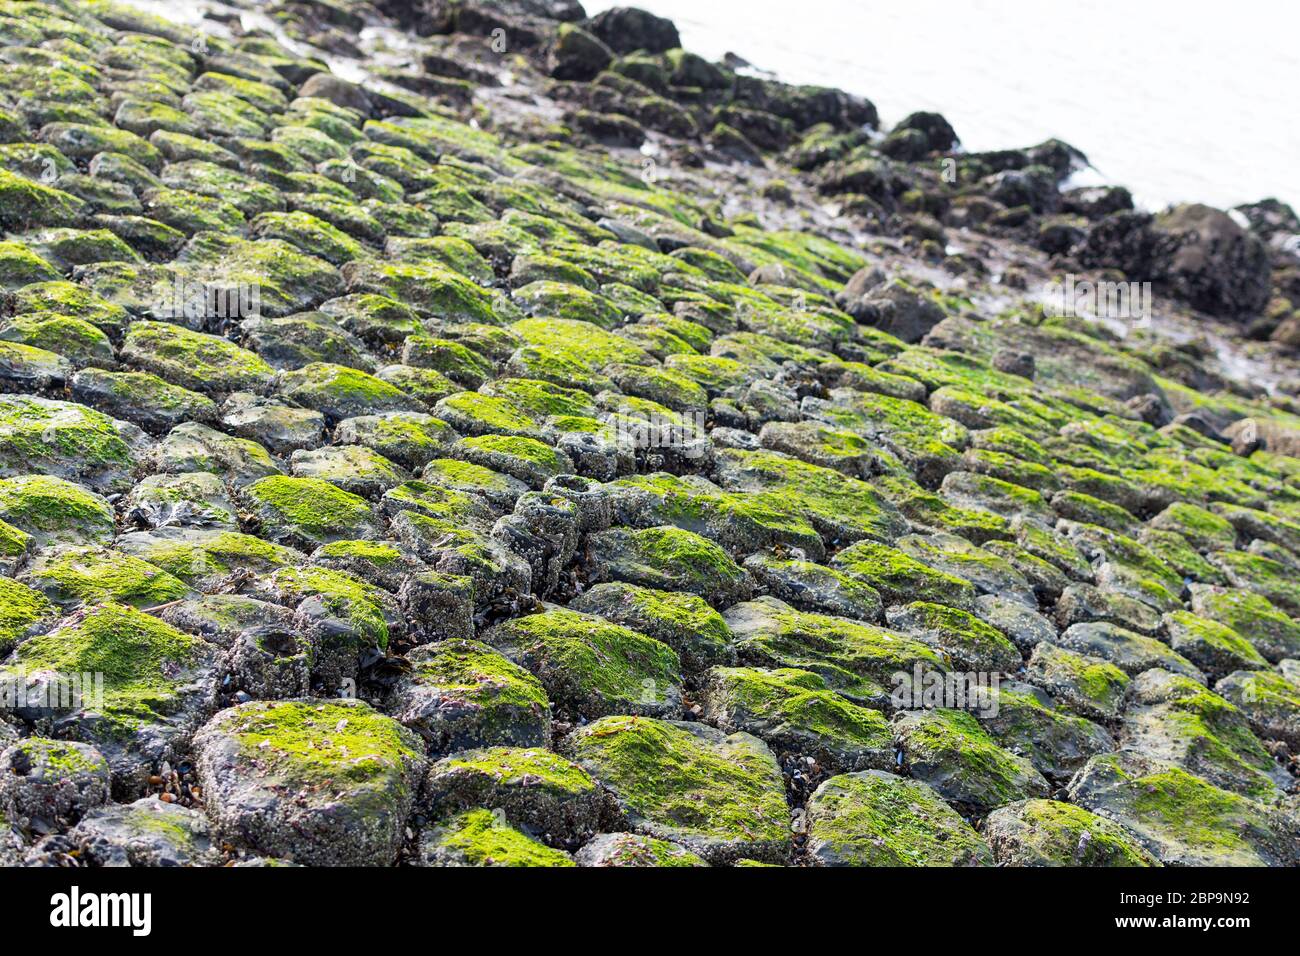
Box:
584;0;1300;214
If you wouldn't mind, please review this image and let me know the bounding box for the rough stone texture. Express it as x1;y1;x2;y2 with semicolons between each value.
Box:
0;0;1293;869
805;770;992;866
194;699;426;866
984;799;1158;867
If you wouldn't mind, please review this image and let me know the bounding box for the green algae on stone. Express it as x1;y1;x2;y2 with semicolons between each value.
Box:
66;796;217;867
511;316;650;368
1215;669;1300;748
893;707;1050;813
380;477;493;525
1050;489;1141;534
1149;501;1237;551
1012;515;1093;581
1067;753;1299;866
386;515;530;610
0;518;31;568
154;422;279;488
0;395;141;494
418;458;530;513
249;210;363;265
318;293;421;347
606;362;709;413
1212;502;1300;555
244;475;378;548
19;227;142;271
142;186;247;233
311;539;418;589
240;312;373;372
755;420;885;479
0;312;115;368
0;168;85;229
115;528;301;588
1059;521;1181;596
977;681;1114;783
39;122;161;170
255;565;397;652
885;601;1022;673
479;377;596;421
387;639;551;754
712;448;908;546
1;602;219;745
724;595;945;707
389;236;494;284
1136;527;1226;586
1121;668;1286;800
424;746;611;849
875;473;1014;545
333;413;454;472
8;281;130;335
0;735;110;825
419;808;575;867
960;446;1058;493
939;471;1054;526
0;475;114;546
1187;584;1300;663
1025;642;1129;720
586;525;752;606
121;321;274;395
402;334;495;388
574;831;708;867
289;444;408;497
512;279;622;330
374;364;460;407
604;472;826;560
804;388;967;484
984;799;1158;867
1056;621;1203;680
0;338;69;391
342;260;500;323
486;607;682;719
434;391;541;439
123;471;237;531
804;770;992;867
194;698;426;866
567;715;790;864
453;434;571;489
0;576;56;656
830;539;976;610
742;553;884;622
170;233;342;318
568;581;734;671
1209;549;1300;615
703;666;892;773
19;546;190;610
1160;610;1267;680
1055;582;1163;636
664;353;752;393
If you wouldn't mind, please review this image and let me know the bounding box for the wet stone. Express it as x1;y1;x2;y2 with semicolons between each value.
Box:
194;699;426;866
386;638;552;754
804;770;992;867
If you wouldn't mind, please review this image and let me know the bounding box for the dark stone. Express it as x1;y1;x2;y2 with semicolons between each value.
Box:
991;349;1035;379
297;73;372;116
893;111;958;152
586;6;680;54
548;23;615;80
